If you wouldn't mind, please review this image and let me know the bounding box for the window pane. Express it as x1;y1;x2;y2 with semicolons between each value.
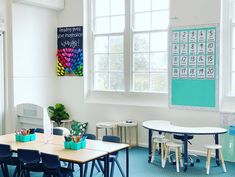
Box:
111;0;125;15
233;27;235;48
232;72;235;95
109;35;123;53
232;49;235;71
111;16;125;33
95;17;109;34
134;0;151;12
150;73;168;92
152;11;169;30
150;32;168;52
94;73;109;90
94;36;108;53
133;53;150;72
110;73;124;91
152;0;169;10
94;54;109;71
133;73;150;91
133;33;150;52
109;54;123;71
95;0;109;17
134;12;151;31
150;52;167;72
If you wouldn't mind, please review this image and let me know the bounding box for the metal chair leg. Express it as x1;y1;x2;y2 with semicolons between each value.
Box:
114;159;125;177
94;162;100;172
97;160;104;174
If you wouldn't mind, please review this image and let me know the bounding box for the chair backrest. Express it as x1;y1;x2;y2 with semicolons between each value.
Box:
0;144;12;158
53;128;63;136
84;133;96;140
35;128;44;133
35;128;63;136
41;152;61;175
102;136;120;156
18;149;41;164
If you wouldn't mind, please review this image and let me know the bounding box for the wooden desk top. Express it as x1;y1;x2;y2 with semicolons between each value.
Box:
35;133;129;153
0;134;107;163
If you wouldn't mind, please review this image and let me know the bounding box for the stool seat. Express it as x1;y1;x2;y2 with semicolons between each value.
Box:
117;121;137;127
153;138;169;144
96;122;117;128
205;144;222;149
166;142;182;148
152;134;165;139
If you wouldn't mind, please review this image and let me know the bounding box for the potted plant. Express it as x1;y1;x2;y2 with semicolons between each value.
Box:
47;103;70;127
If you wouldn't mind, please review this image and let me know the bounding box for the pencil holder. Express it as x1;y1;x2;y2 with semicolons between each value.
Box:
15;134;20;141
20;135;31;142
81;140;86;149
64;141;72;149
30;134;36;141
71;142;81;150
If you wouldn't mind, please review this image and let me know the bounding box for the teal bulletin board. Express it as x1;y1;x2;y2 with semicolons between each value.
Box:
169;24;219;110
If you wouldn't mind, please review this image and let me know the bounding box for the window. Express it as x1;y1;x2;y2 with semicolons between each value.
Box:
91;0;169;93
231;1;235;95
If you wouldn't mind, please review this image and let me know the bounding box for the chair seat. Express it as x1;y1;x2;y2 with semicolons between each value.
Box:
23;163;43;172
153;138;169;143
205;144;222;149
174;134;194;141
0;156;19;166
166;142;182;148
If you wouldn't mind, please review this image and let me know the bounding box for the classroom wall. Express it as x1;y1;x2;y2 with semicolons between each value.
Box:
11;3;58;111
55;0;222;155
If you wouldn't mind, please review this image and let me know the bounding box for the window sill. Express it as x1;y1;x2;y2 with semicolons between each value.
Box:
85;90;168;108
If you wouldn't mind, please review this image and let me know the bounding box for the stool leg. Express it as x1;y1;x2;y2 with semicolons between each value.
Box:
129;127;132;147
219;149;227;173
161;143;164;167
124;127;127;144
117;126;119;137
175;147;180;172
206;149;211;175
151;142;156;163
163;146;169;168
111;128;114;135
105;128;108;136
96;128;99;140
120;127;123;143
179;148;183;167
136;125;138;146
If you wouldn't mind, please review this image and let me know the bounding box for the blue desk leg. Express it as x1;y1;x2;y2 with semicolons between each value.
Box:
215;134;220;166
104;154;109;177
126;147;129;177
183;134;188;172
148;129;153;163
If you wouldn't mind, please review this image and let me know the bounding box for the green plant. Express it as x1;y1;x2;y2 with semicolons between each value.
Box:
70;121;88;136
47;103;70;127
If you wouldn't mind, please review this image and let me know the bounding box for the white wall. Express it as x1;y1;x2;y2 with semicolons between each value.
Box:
12;3;58;110
54;0;223;155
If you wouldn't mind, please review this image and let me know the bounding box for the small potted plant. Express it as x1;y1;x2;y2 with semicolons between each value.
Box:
47;103;70;127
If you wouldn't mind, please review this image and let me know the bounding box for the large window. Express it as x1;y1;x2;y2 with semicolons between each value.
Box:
231;1;235;95
92;0;169;93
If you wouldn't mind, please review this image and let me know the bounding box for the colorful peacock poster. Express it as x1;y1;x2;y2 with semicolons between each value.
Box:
57;26;83;76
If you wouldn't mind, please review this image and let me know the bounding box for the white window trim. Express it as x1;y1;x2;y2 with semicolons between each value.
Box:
84;0;169;107
221;0;235;111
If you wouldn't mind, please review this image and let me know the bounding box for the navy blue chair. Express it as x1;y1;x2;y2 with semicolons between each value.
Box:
35;128;63;136
0;144;19;177
91;136;125;177
41;152;74;177
17;149;43;177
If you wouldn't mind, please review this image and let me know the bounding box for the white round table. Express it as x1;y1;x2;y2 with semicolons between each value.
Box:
142;120;227;171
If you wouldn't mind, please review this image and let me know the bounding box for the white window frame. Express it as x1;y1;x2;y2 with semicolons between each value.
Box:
85;0;169;107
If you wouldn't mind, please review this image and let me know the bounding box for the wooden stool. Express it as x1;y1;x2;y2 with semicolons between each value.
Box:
96;122;117;140
117;121;138;147
151;137;169;167
205;144;227;175
164;142;183;172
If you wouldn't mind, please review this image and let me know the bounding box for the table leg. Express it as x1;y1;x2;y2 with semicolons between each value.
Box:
104;154;109;177
136;125;138;146
126;147;129;177
148;129;153;163
215;134;220;166
96;128;98;140
183;134;188;172
129;127;132;147
79;163;83;177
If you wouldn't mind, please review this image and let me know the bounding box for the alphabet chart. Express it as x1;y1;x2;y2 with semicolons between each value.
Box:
169;24;219;110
